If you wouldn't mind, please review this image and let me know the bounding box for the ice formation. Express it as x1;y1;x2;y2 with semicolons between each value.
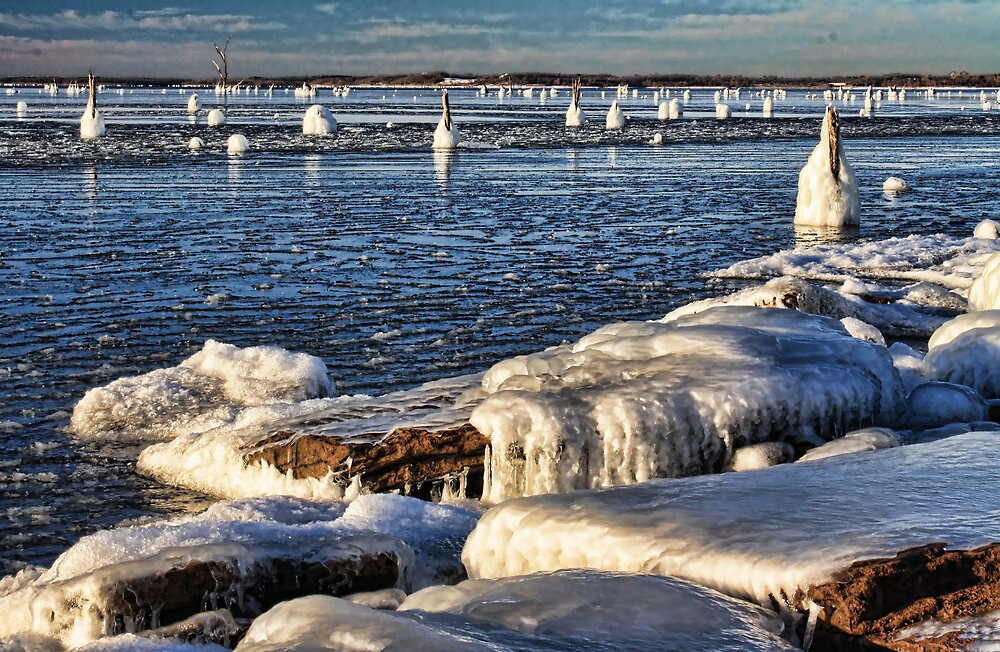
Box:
924;315;1000;398
974;219;1000;239
605;100;624;130
763;95;774;117
795;426;900;462
902;381;988;428
794;106;859;227
238;571;795;651
649;132;663;145
463;432;1000;611
663;276;950;339
565;78;583;127
206;109;226;126
668;97;682;118
713;232;1000;293
882;176;909;192
16;100;27;114
187;136;203;150
968;252;1000;310
728;441;794;471
186;93;200;114
226;133;248;155
0;495;479;646
470;306;904;503
715;103;731;119
432;90;461;149
657;100;669;120
70;340;332;441
80;72;105;140
302;104;337;135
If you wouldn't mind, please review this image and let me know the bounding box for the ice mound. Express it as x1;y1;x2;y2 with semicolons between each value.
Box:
302;104;337;135
463;432;1000;610
663;276;947;338
206;109;225;126
70;340;332;441
796;427;900;462
713;233;1000;293
0;495;479;646
226;133;248;155
924;318;1000;398
471;306;904;503
794;106;859;227
974;219;1000;239
928;310;1000;349
237;570;796;651
969;252;1000;310
902;381;988;428
882;176;909;192
729;441;795;471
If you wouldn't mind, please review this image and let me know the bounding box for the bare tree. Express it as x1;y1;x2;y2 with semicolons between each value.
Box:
212;36;231;112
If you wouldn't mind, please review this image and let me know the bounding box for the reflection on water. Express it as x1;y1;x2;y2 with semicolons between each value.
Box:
83;165;98;200
793;224;859;249
433;149;453;192
567;149;580;173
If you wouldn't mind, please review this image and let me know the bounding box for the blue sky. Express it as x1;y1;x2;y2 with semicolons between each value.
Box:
1;0;997;78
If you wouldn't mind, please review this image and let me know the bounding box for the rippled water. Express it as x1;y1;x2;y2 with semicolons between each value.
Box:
2;84;999;575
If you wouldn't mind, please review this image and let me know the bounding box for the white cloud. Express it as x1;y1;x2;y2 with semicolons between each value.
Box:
347;19;505;43
316;3;338;15
0;10;286;33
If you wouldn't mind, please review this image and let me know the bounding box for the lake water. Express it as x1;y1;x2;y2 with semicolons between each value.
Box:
1;84;999;577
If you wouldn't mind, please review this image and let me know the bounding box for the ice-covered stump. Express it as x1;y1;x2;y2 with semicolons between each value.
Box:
237;570;797;651
471;306;904;503
794;106;859;227
0;495;479;647
463;432;1000;614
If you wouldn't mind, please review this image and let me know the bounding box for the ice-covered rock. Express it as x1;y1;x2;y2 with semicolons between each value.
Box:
715;103;731;119
968;252;1000;310
471;306;904;503
796;427;900;462
974;218;1000;239
70;340;332;441
839;316;885;345
206;109;226;126
187;136;203;150
729;441;794;471
226;133;248;154
794;106;859;227
463;432;1000;613
882;176;909;192
928;310;1000;349
237;571;796;652
605;100;624;129
902;381;988;428
924;317;1000;398
0;495;478;646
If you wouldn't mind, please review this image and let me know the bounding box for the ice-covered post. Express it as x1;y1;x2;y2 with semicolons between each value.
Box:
794;105;860;227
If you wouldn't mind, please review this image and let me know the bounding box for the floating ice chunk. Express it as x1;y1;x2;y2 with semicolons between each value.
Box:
70;340;332;441
924;321;1000;398
463;433;1000;610
302;104;337;135
729;441;794;471
226;133;248;155
974;219;1000;239
796;427;900;462
902;381;988;428
794;106;859;227
882;176;909;192
472;306;904;502
206;109;226;126
840;316;885;345
969;252;1000;310
238;571;796;651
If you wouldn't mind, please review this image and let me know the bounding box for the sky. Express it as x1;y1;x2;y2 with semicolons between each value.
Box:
1;0;998;79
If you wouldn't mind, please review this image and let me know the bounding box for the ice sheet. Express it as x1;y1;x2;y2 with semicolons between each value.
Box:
463;432;1000;611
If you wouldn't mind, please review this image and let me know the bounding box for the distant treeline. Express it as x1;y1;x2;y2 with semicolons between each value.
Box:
4;71;1000;88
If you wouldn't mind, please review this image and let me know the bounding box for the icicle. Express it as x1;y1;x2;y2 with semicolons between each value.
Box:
801;600;824;651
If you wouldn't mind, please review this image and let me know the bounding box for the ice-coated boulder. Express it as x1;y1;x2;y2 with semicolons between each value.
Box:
471;306;904;502
924;315;1000;398
968;252;1000;310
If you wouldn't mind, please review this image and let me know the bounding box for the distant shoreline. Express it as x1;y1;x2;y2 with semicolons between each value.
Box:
3;71;999;89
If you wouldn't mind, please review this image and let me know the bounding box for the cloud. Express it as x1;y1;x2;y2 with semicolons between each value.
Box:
316;3;338;15
347;19;505;44
0;10;286;33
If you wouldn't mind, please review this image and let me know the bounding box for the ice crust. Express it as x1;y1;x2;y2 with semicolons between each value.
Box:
462;432;1000;611
70;340;332;441
471;306;904;503
713;233;1000;291
0;495;479;646
238;570;795;651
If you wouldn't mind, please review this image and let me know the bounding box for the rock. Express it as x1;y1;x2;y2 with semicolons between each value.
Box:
136;609;247;646
804;542;1000;651
245;423;488;500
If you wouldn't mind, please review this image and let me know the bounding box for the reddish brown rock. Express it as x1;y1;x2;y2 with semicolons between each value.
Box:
804;542;1000;651
245;423;488;499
